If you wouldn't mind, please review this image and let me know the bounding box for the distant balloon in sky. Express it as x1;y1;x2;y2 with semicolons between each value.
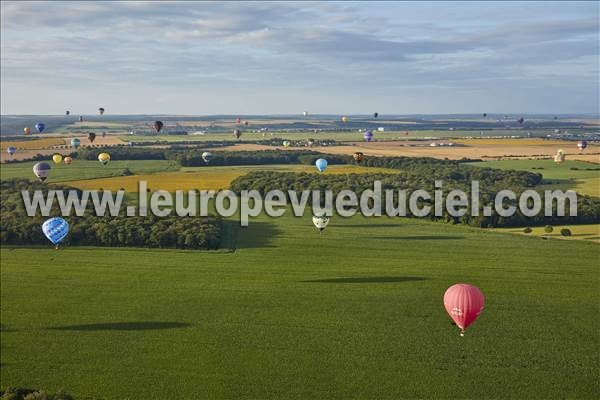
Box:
373;112;379;118
63;156;73;165
577;140;588;152
363;130;373;142
42;217;69;248
244;121;249;126
554;149;565;164
202;151;212;164
70;138;80;149
65;110;70;116
483;113;487;118
303;111;308;116
98;152;110;165
315;158;328;173
444;284;485;336
283;140;291;148
52;154;63;164
353;152;364;163
234;129;242;139
23;127;31;135
518;117;524;124
79;116;84;122
88;132;96;143
98;107;105;115
35;123;45;133
33;162;51;181
6;146;17;156
154;120;164;133
341;116;348;123
236;117;241;124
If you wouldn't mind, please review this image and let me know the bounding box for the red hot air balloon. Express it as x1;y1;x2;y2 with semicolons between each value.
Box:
444;284;485;336
236;117;241;124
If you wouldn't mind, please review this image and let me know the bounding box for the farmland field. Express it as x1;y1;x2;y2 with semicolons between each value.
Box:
467;159;600;197
1;212;598;399
0;138;66;150
494;224;600;243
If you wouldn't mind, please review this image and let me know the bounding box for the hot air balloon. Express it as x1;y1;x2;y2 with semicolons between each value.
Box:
353;152;364;163
65;110;70;116
35;123;45;133
42;217;69;248
315;158;328;173
98;152;110;165
23;127;31;135
363;130;373;142
303;111;308;117
79;116;84;122
33;162;51;182
312;214;330;233
98;107;105;115
63;156;73;165
283;140;291;148
244;121;249;127
88;132;96;143
554;149;565;164
444;284;485;336
52;154;63;164
518;117;524;124
577;140;588;152
341;116;348;123
71;138;81;149
102;131;106;138
154;121;164;133
483;113;487;118
236;117;241;124
373;112;379;118
234;129;242;139
6;146;17;156
202;151;212;164
554;116;558;120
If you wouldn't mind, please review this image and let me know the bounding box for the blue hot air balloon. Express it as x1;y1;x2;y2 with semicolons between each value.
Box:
42;217;69;247
315;158;328;173
6;146;17;156
70;138;81;149
364;130;373;142
35;123;45;133
33;162;51;181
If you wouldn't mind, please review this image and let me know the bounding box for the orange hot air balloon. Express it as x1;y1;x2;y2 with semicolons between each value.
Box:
353;152;364;163
63;156;73;165
444;284;485;336
23;127;31;135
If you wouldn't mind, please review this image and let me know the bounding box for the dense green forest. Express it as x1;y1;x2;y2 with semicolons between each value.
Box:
0;180;222;249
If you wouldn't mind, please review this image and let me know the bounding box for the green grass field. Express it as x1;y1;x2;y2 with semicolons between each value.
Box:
467;159;600;197
0;160;179;183
1;212;598;399
494;224;600;243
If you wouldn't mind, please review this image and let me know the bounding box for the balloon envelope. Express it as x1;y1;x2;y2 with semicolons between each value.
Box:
234;129;242;139
444;284;485;335
353;152;364;163
42;217;69;246
373;112;378;118
63;156;73;165
577;140;588;151
88;132;96;142
33;162;51;181
52;154;63;164
364;131;373;142
23;127;31;135
6;146;17;156
35;123;45;133
202;151;212;163
98;152;110;165
71;138;81;149
282;140;290;148
66;110;70;116
312;214;330;232
315;158;328;173
154;121;164;133
98;107;105;115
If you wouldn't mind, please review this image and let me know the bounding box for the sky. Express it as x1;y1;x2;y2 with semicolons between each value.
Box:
1;1;598;115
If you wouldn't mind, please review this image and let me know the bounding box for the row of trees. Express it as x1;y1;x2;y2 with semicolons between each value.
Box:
0;180;222;249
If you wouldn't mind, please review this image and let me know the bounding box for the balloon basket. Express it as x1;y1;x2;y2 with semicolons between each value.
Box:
460;330;465;337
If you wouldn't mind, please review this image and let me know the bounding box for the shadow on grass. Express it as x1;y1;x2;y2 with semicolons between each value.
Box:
221;220;283;251
373;235;464;240
302;276;426;284
47;321;191;331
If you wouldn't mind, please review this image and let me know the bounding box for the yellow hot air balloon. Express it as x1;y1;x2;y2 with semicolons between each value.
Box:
23;127;31;135
63;156;73;165
98;152;110;165
52;154;63;164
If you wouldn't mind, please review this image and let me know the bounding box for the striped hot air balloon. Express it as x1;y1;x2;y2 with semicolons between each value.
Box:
42;217;69;248
33;162;51;181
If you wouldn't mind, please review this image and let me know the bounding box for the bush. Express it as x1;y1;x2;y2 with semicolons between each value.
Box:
0;388;74;400
544;225;553;233
523;227;533;234
560;228;572;237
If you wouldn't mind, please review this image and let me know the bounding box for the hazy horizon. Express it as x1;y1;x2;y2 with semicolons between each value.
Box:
1;1;598;115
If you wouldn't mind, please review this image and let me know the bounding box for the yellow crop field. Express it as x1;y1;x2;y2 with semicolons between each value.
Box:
494;224;600;243
0;138;66;150
66;164;400;192
453;138;570;146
